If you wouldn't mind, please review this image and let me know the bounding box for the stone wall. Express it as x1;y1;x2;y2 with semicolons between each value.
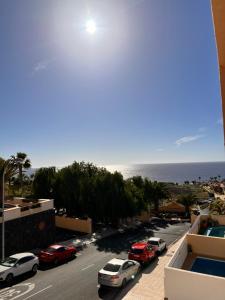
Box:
0;209;55;257
55;216;92;234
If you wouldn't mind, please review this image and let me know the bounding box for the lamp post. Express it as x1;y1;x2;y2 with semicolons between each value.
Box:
1;166;5;261
1;158;12;261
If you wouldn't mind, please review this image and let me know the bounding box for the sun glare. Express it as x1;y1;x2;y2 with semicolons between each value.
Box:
86;20;97;34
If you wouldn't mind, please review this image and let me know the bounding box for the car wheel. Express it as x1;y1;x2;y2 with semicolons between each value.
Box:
5;273;13;285
32;264;38;274
54;259;59;265
121;278;127;288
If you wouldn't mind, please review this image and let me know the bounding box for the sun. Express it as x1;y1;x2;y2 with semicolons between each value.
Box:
85;20;97;34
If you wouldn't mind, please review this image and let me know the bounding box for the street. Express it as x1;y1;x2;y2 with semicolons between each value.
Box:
0;222;189;300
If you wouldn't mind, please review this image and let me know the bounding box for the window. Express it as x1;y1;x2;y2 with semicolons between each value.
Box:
17;256;33;265
127;261;135;267
103;263;121;272
122;262;129;270
148;240;159;246
130;248;144;254
0;257;17;267
57;247;66;252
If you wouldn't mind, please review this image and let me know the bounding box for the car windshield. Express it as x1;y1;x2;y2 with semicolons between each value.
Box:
130;248;144;254
0;257;17;267
103;263;121;272
45;247;56;253
149;241;159;245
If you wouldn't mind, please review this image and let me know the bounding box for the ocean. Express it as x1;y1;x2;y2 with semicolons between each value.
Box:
105;162;225;183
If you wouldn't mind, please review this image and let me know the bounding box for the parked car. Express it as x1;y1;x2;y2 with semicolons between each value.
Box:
98;258;140;288
0;252;39;285
147;237;167;254
38;244;76;265
128;242;156;264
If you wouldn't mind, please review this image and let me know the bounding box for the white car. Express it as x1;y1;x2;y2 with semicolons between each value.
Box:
147;237;167;254
98;258;140;288
0;253;39;284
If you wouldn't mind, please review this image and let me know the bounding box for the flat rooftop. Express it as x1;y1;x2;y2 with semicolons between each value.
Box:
0;198;54;222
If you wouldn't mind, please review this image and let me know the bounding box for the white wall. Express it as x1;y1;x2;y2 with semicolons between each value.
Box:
0;199;54;223
168;238;187;269
164;266;225;300
189;215;201;234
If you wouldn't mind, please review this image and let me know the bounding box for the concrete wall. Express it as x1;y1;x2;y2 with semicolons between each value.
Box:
168;238;188;269
187;234;225;259
189;215;201;234
191;214;225;230
55;216;92;234
164;266;225;300
210;214;225;225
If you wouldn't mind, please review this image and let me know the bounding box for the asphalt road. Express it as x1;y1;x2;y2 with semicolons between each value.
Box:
0;222;190;300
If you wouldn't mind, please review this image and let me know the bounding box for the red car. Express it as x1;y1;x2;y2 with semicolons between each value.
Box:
128;242;156;264
38;244;76;265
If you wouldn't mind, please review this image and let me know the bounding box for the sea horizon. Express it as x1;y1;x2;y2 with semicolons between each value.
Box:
29;161;225;184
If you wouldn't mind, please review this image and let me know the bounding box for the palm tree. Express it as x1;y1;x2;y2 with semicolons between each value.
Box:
0;156;19;203
11;153;31;196
151;181;169;213
178;194;197;216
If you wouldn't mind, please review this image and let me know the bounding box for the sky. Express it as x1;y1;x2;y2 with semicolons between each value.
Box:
0;0;224;167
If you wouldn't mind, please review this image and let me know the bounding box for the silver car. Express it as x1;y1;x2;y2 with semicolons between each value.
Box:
98;258;140;288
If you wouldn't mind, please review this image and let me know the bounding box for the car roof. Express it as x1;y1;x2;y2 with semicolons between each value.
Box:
131;242;147;249
148;237;160;242
10;253;35;259
107;258;126;265
48;244;64;249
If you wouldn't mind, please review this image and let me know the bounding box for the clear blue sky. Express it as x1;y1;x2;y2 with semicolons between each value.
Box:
1;0;224;167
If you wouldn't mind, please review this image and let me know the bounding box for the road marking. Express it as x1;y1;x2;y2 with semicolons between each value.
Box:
81;264;95;271
22;285;52;300
0;283;35;300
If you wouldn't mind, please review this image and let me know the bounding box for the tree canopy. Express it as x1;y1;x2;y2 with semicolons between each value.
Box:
32;161;169;224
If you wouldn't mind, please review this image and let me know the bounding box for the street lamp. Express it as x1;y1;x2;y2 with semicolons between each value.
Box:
1;158;14;261
1;166;5;261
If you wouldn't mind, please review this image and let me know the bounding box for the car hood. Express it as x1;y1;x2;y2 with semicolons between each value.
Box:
0;265;11;272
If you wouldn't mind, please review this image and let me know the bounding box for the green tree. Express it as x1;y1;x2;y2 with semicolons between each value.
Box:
33;167;56;199
0;156;20;202
178;194;197;215
151;181;169;213
11;153;31;196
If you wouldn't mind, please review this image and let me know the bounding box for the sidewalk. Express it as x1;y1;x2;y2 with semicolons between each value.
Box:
121;238;184;300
